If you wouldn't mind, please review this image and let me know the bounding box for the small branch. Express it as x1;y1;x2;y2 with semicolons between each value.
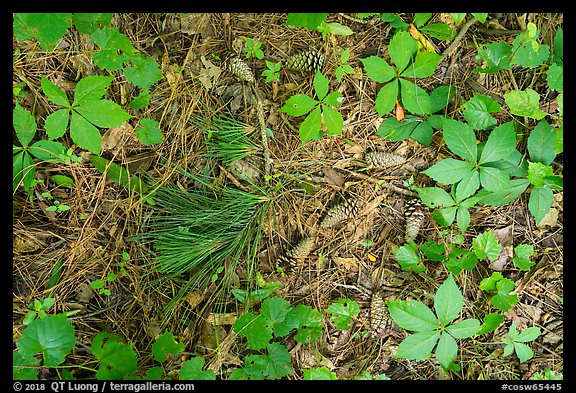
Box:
442;16;478;57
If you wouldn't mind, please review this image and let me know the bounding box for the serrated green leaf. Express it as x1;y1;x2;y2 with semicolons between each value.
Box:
389;30;418;73
421;241;446;262
479;272;503;291
420;23;457;41
515;326;541;343
446;318;481;339
303;366;338;380
381;13;409;29
471;13;488;23
528;120;556;165
28;140;66;162
322;105;343;136
511;33;550;68
413;13;432;28
429;85;453;114
479;166;510;193
74;100;132;128
91;333;138;379
361;56;396;83
479;121;517;164
411;121;434;146
41;75;70;107
245;342;292;380
401;52;442;79
44;109;70;140
326;298;360;330
513;342;534;363
491;278;519;312
442;118;478;162
527;162;553;188
434;275;463;326
455;168;480;201
124;54;162;88
323;90;343;107
461;94;501;131
546;63;563;93
474;41;512;73
13;151;35;192
417;186;455;208
394;243;425;273
70;111;101;155
260;297;291;326
445;246;477;274
504;89;548;120
323;22;353;36
180;357;216;380
129;89;152;110
13;350;40;380
376;116;418;141
13;103;37;147
513;244;535;271
477;178;529;206
473;230;502;262
374;81;399;115
72;13;113;34
279;94;318;117
135;118;163;145
422;158;473;185
399;78;431;115
299;106;323;144
450;13;467;25
14;13;72;51
435;331;458;369
73;75;113;105
285;13;328;30
233;313;272;350
477;313;504;335
528;186;554;224
396;331;439;360
17;314;76;367
388;299;439;332
553;27;563;64
151;331;185;362
91;27;138;71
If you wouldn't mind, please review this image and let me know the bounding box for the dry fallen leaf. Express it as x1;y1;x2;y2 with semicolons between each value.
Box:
101;122;134;153
537;207;559;228
332;256;358;271
489;225;514;271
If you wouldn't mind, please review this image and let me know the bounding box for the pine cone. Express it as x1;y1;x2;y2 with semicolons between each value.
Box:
278;236;316;267
404;197;426;243
225;56;255;83
370;290;393;331
319;198;361;229
364;151;406;169
285;50;324;72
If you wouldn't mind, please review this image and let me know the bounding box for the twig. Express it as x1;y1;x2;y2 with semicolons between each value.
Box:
476;27;524;36
253;85;272;181
442;16;478;57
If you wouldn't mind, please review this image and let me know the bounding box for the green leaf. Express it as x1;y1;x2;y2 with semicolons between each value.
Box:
552;27;563;64
28;140;67;162
91;333;138;379
70;111;102;155
260;297;291;326
513;342;535;363
421;23;456;41
326;298;360;330
432;206;457;227
41;75;70;107
513;244;536;271
13;103;37;147
546;63;563;93
421;241;446;262
411;121;434;146
233;312;272;350
387;299;439;332
313;70;329;100
417;186;455;208
322;106;343;136
374;81;399;115
461;94;501;131
72;13;113;34
480;272;503;291
14;13;72;51
446;318;481;339
124;53;163;88
129;89;152;110
429;85;453;114
479;166;510;193
527;120;556;165
323;90;343;107
445;246;477;274
361;56;396;83
435;331;458;369
422;158;473;185
151;331;185;362
442;118;477;162
479;121;517;164
74;100;132;128
477;313;504;335
73;75;113;105
491;278;519;312
381;13;409;29
91;27;138;71
180;357;216;380
527;162;553;188
473;230;502;262
299;106;323;144
393;243;425;273
245;342;292;380
322;22;354;36
477;178;529;206
13;350;40;380
528;186;554;224
303;366;338;380
17;314;76;367
395;331;439;360
279;94;318;117
511;33;550;68
401;52;442;79
504;89;548;120
13;151;35;192
450;13;467;25
135;118;163;145
376;116;418;141
454;169;480;201
434;275;463;326
413;13;432;28
474;41;512;73
399;78;431;115
515;326;541;343
89;155;149;195
389;30;418;73
44;109;70;140
285;13;328;30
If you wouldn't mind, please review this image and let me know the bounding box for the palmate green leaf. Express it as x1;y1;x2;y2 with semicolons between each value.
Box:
395;331;439;360
435;331;458;369
528;120;556;165
411;121;434;146
233;312;273;350
479;272;503;291
17;314;76;368
387;299;439;332
461;94;501;131
244;342;292;380
179;357;216;380
381;13;409;29
151;331;185;362
471;13;488;23
511;34;550;68
456;205;472;233
28;140;67;162
45;109;70;140
401;52;442;79
477;178;529;206
399;78;431;115
413;13;432;27
394;243;425;273
432;206;457;227
422;158;473;185
91;27;138;71
455;169;480;201
70;111;102;155
515;326;541;343
14;13;72;51
274;304;315;338
472;230;502;262
361;56;396;83
374;81;399;115
491;278;519;312
376;116;418;140
445;247;477;275
299;106;322;144
72;13;113;34
477;313;504;335
323;90;343;107
504;89;548;120
442;118;477;162
91;333;138;379
13;350;40;380
473;41;512;73
135;118;163;145
260;297;291;326
479;166;510;193
326;298;361;330
430;85;453;114
72;75;113;105
89;156;149;195
41;75;70;107
13;103;37;147
527;162;553;188
434;275;463;326
450;13;467;25
529;186;554;224
74;100;132;128
279;94;318;117
124;53;163;88
303;366;338;380
479;121;517;164
513;244;536;271
389;30;418;73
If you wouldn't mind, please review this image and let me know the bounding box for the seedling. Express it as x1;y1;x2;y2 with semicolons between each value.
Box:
261;60;281;83
243;38;264;60
334;48;355;82
479;272;519;312
23;298;56;325
502;323;541;363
